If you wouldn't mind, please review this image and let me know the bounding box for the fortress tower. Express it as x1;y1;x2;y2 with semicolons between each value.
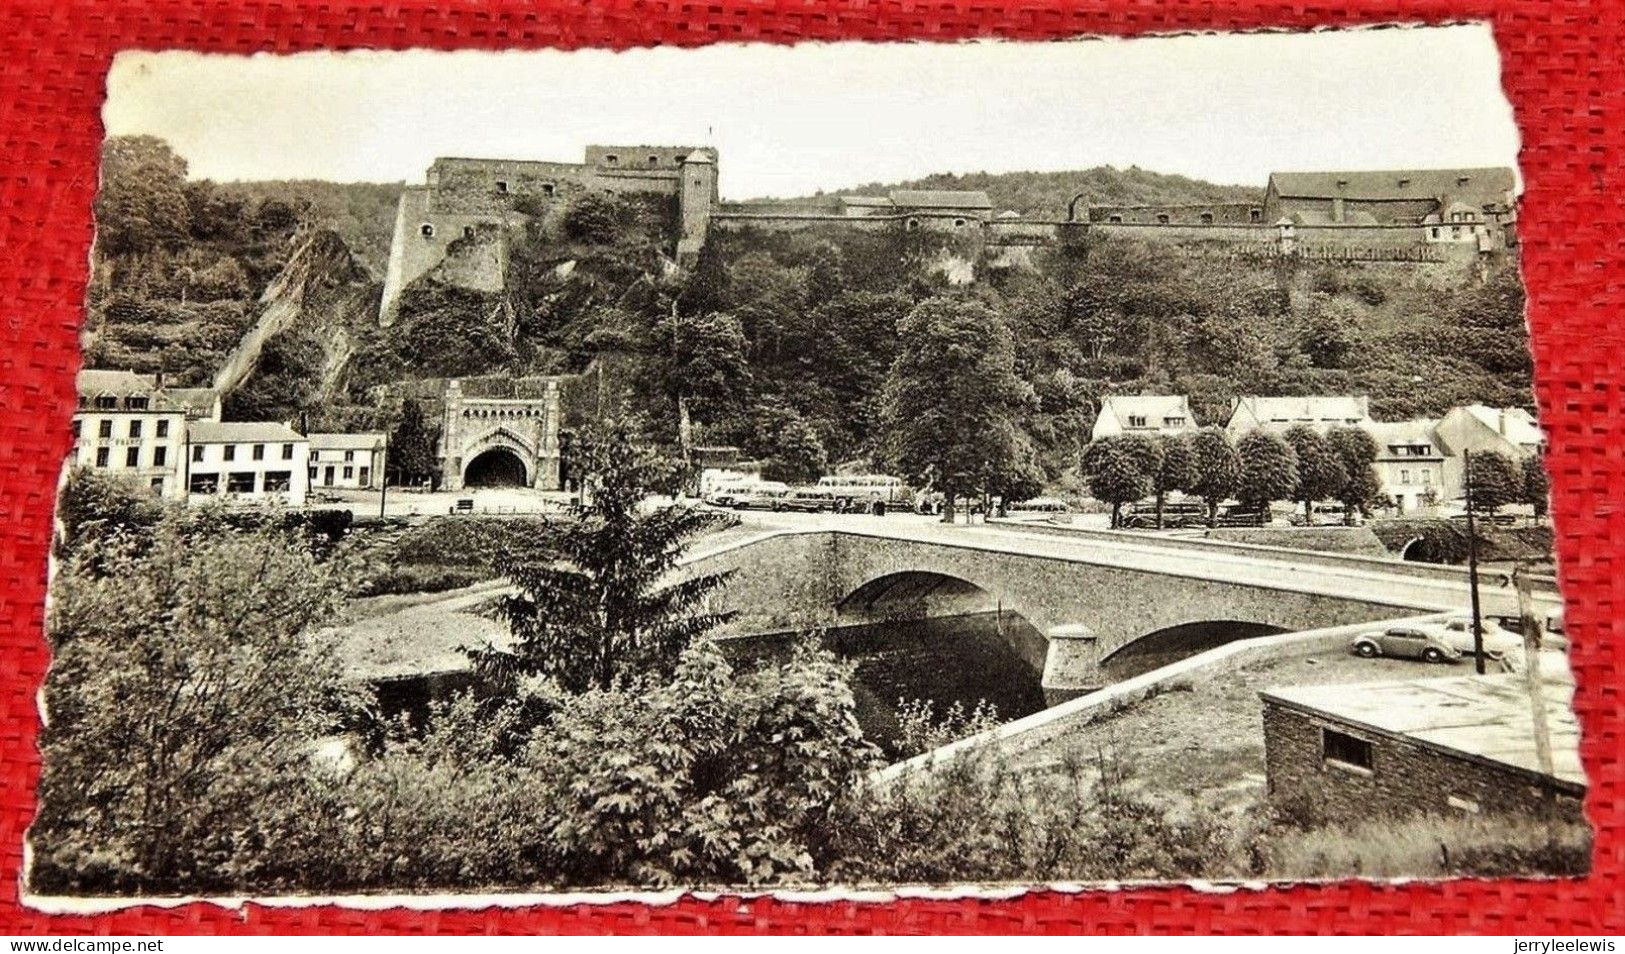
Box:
379;145;719;325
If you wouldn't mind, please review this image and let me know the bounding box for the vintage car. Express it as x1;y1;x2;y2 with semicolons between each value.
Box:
1122;500;1207;529
1349;624;1463;663
776;488;841;513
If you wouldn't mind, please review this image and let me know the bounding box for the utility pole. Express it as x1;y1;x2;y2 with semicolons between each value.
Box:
1464;448;1486;675
1512;563;1554;776
378;433;389;520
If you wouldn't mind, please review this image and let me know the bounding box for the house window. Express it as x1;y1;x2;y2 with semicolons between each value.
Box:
1401;469;1412;484
153;447;167;467
156;420;169;438
648;155;660;166
95;396;117;410
1200;212;1214;225
1165;416;1186;427
189;473;219;494
263;471;292;493
1127;415;1148;427
358;467;370;485
223;445;236;462
1432;227;1441;239
95;448;109;468
1156;214;1170;224
343;466;355;480
252;444;265;461
344;450;355;462
70;420;81;440
226;472;257;494
1322;729;1373;771
126;396;149;410
98;420;112;438
1108;215;1123;223
1423;470;1433;485
129;419;143;439
604;154;619;165
420;223;435;239
125;447;139;467
150;477;165;494
192;445;204;463
282;443;295;460
1250;209;1262;223
308;467;318;481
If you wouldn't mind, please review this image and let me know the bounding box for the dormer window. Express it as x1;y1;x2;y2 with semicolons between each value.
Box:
1108;214;1123;223
1458;175;1472;186
648;155;660;166
1165;416;1185;426
1250;209;1262;222
125;395;148;410
1127;415;1148;427
95;395;117;410
463;226;475;238
541;183;555;197
495;180;509;194
604;154;620;166
1336;179;1349;188
1398;177;1412;188
420;223;435;239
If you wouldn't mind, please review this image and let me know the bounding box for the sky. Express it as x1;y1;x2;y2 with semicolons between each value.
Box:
103;24;1519;200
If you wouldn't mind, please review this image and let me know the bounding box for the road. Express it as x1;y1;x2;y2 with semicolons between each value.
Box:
694;508;1561;620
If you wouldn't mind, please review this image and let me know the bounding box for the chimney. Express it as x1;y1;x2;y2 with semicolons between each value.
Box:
1498;410;1509;436
153;369;165;390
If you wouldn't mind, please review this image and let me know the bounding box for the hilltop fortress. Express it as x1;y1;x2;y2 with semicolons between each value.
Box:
379;146;1518;323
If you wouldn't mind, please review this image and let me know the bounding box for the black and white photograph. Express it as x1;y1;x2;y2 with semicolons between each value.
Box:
32;23;1588;901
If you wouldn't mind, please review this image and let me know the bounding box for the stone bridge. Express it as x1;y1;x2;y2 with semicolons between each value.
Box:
681;524;1562;702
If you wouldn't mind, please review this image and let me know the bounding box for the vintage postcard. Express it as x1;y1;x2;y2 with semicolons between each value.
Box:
31;23;1587;904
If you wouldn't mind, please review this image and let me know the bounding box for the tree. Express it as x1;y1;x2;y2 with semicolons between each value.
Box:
94;136;192;256
1523;453;1550;518
1151;433;1198;528
1282;425;1348;522
751;402;828;484
1235;430;1300;515
1187;427;1241;527
1083;435;1158;529
389;399;441;488
53;467;163;558
1327;425;1383;523
486;423;735;693
1466;449;1522;516
881;296;1036;522
37;515;356;892
649;309;752;455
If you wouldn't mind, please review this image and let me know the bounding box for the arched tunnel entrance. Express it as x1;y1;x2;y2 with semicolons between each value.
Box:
1099;620;1289;682
463;448;530;489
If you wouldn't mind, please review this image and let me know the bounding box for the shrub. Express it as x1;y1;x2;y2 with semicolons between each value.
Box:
1258;812;1591;880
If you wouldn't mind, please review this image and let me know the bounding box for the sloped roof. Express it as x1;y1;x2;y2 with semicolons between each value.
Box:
77;369;155;396
1099;394;1195;427
189;420;304;444
1365;419;1444;456
1283;209;1381;226
890;189;993;210
309;432;388;450
1460;404;1544;446
163;387;220;416
1262;673;1582;788
1232;395;1371;425
1268;168;1515;203
840;195;895;208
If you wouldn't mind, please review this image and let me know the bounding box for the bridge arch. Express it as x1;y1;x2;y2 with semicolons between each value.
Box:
464;447;530;488
1099;619;1289;680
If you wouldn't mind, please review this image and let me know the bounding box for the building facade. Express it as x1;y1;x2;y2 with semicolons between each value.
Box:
1090;395;1198;442
308;433;388;491
1364;420;1448;513
1435;404;1545;497
1263;167;1516;235
1261;674;1584;826
1225;395;1373;439
68;370;221;500
185;421;310;506
438;378;563;492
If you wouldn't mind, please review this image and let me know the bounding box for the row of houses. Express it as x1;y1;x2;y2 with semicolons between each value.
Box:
67;370;388;506
1092;394;1543;512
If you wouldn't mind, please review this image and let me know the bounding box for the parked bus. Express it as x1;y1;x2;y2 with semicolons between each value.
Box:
816;474;910;506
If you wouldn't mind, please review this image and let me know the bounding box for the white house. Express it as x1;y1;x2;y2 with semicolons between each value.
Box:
308;433;388;490
1090;395;1198;442
1434;404;1544;497
1364;419;1447;513
185;421;310;505
1225;395;1372;439
69;370;221;500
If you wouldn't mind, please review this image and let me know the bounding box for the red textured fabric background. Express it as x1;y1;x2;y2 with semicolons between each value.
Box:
0;0;1620;935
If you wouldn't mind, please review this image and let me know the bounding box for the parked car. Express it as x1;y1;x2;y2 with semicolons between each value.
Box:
1433;616;1522;661
1213;504;1269;527
1290;503;1358;527
1349;624;1463;663
777;489;841;513
731;488;787;511
1007;497;1071;516
1122;500;1207;529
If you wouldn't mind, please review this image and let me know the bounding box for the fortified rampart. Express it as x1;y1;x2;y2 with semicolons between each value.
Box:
380;151;1515;321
